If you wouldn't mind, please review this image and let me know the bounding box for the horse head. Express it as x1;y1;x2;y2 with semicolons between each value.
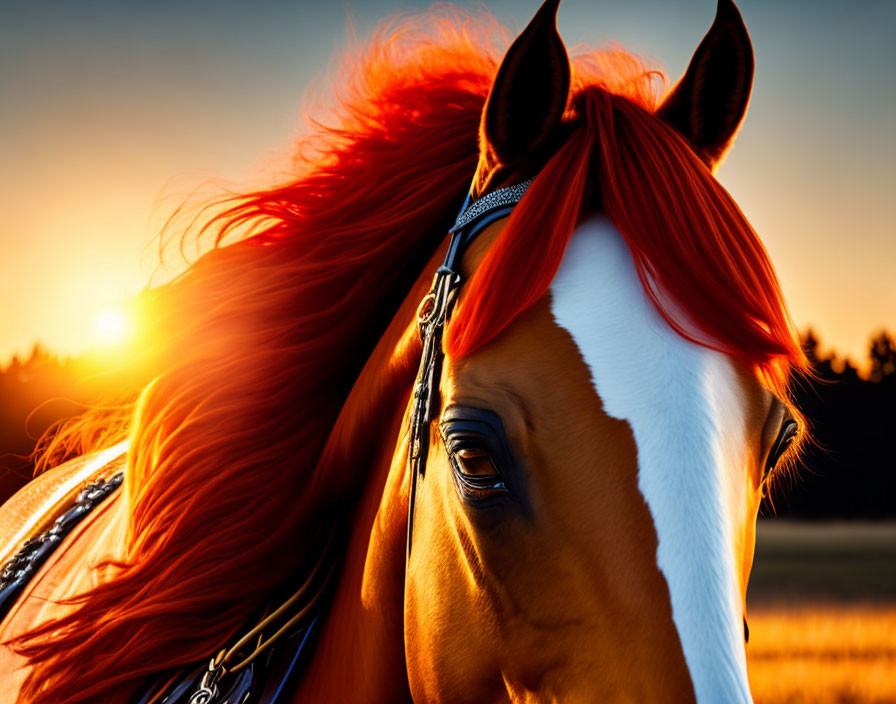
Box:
400;2;802;701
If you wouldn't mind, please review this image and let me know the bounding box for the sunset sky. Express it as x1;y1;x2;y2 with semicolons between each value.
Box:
1;0;893;367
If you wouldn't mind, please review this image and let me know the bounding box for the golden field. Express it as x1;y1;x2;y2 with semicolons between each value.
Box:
747;606;896;704
746;522;896;704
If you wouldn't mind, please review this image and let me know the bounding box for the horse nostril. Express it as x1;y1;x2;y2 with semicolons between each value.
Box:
743;616;749;643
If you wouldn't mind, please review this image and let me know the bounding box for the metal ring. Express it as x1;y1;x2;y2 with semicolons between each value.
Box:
416;292;437;329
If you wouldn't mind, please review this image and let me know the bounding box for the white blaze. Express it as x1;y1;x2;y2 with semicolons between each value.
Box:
549;216;752;703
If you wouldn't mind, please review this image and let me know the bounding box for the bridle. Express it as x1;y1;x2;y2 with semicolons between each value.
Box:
406;177;534;560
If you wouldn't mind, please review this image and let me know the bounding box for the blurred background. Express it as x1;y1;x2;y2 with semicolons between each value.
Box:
1;1;894;701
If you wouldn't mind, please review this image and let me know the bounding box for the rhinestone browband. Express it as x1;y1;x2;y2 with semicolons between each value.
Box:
450;178;534;233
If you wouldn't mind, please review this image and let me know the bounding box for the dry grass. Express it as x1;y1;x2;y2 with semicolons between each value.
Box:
747;605;896;704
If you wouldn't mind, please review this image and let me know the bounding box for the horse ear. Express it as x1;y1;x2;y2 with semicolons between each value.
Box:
480;0;570;170
655;0;754;168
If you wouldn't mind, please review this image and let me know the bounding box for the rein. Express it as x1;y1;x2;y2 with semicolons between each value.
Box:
406;177;533;560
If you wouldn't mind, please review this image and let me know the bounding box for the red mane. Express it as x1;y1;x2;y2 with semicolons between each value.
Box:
446;56;806;393
11;10;500;703
10;9;804;703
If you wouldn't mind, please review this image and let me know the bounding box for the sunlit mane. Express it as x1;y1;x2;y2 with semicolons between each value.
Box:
9;8;805;704
446;63;807;394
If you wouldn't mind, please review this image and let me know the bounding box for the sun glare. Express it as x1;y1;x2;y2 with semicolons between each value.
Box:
91;305;133;347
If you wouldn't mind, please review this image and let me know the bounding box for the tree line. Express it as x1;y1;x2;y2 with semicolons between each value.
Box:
779;329;896;519
0;330;894;519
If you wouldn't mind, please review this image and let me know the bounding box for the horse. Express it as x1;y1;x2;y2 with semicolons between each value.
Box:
0;1;806;701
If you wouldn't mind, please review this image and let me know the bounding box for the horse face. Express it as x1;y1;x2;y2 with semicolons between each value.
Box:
404;216;790;702
403;1;791;700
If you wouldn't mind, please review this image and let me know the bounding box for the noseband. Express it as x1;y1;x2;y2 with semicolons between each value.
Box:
406;178;533;560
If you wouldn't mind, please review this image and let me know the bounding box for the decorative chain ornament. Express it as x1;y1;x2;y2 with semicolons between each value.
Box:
0;473;124;619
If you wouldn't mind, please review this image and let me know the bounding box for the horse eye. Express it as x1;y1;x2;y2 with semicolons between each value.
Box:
440;407;511;503
765;419;799;477
447;444;506;501
455;447;498;477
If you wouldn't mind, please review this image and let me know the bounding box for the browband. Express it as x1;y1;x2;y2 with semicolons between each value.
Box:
443;178;534;270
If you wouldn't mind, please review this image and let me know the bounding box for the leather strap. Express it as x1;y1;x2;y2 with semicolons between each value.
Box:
406;178;534;560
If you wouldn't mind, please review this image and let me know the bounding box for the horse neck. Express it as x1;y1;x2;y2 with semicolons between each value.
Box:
290;242;446;703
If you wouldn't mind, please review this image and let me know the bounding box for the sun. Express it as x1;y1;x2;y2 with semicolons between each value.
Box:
91;305;134;347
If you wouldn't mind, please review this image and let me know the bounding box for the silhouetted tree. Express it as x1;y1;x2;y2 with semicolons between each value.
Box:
869;330;896;383
802;329;821;366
